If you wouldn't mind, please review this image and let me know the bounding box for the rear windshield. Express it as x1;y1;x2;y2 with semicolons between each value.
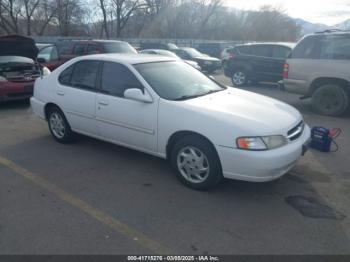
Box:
102;42;137;54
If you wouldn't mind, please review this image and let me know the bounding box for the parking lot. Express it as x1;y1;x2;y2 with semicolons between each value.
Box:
0;72;350;255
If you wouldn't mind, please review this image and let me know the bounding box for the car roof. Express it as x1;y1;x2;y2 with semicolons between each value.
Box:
141;49;172;53
177;47;196;51
63;39;127;44
236;42;296;49
77;54;177;65
36;43;54;49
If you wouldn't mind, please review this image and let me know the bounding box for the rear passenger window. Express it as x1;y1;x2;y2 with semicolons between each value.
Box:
321;35;350;60
272;46;291;59
250;45;271;57
70;60;100;90
59;65;74;85
237;46;251;55
292;36;321;59
87;44;99;54
101;62;143;97
74;44;86;55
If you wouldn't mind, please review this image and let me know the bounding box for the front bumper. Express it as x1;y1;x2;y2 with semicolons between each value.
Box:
216;125;311;182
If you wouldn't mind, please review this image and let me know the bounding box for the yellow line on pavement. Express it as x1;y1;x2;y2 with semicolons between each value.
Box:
0;155;173;255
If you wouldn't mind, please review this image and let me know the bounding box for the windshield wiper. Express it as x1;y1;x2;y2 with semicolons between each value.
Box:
174;94;202;101
174;89;223;101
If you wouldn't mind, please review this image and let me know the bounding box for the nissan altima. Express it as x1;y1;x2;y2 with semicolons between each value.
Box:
31;54;310;190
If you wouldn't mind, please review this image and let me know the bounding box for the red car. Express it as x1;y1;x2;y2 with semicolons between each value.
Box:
0;35;50;102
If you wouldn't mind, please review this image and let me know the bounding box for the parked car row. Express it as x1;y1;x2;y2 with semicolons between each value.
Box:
223;30;350;116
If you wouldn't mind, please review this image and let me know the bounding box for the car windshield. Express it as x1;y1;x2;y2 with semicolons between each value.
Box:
101;42;138;54
38;46;53;61
167;43;178;50
134;61;225;101
184;48;203;57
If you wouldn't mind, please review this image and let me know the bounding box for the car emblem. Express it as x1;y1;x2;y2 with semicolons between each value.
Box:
23;74;32;81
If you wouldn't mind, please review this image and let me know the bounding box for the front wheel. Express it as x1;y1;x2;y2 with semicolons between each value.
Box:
171;136;223;190
311;84;349;116
231;70;248;87
48;106;75;143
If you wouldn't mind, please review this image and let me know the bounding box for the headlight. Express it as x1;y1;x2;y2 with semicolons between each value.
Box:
0;76;8;82
237;135;287;151
42;67;51;76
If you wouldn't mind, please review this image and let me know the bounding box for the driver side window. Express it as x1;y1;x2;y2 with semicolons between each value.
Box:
100;62;143;98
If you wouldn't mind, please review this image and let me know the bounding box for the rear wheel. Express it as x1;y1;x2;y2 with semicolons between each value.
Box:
311;84;349;116
47;106;75;143
231;70;248;87
171;136;223;190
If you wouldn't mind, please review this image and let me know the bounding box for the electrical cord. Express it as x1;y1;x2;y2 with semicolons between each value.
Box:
329;128;342;152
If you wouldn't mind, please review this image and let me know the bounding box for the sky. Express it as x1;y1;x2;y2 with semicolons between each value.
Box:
224;0;350;25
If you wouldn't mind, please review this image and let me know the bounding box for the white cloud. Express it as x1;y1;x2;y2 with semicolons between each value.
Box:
224;0;350;25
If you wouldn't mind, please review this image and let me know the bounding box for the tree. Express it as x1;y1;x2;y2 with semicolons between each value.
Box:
0;0;22;34
23;0;41;35
111;0;145;37
99;0;109;38
32;0;58;35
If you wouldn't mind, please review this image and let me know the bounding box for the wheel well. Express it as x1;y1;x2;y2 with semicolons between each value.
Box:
44;103;60;120
166;131;218;160
310;77;350;95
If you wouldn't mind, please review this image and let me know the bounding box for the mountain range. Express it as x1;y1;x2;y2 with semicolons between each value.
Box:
295;18;350;35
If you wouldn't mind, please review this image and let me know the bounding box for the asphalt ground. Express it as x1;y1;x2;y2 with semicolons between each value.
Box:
0;72;349;255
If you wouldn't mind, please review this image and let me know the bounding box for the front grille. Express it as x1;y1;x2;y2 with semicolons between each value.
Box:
287;121;304;141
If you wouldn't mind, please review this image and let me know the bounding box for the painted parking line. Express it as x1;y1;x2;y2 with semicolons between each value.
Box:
0;155;173;254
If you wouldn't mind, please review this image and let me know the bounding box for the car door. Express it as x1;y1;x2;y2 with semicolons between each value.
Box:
249;45;275;82
39;45;61;71
56;60;100;135
270;45;292;81
95;61;158;153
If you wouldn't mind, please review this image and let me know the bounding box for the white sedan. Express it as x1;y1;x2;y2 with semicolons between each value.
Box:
31;54;310;190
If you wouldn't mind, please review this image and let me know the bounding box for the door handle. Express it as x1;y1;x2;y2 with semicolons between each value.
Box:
98;101;109;106
56;91;65;96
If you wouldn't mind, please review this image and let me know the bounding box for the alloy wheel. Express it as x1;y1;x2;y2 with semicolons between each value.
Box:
176;146;210;184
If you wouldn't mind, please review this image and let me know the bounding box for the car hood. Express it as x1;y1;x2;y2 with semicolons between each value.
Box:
0;35;38;60
182;88;302;135
194;56;220;62
185;60;198;66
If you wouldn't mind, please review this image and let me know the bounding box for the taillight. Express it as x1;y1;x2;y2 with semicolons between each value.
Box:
283;63;289;79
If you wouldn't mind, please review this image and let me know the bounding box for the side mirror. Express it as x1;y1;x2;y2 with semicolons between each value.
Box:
37;57;46;63
124;88;153;103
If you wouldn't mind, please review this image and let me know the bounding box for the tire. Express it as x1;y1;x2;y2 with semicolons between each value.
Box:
311;84;349;116
47;106;75;143
231;69;248;87
170;135;223;190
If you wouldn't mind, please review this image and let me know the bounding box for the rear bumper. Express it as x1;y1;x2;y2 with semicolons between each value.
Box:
0;82;34;102
216;125;311;182
30;97;46;119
